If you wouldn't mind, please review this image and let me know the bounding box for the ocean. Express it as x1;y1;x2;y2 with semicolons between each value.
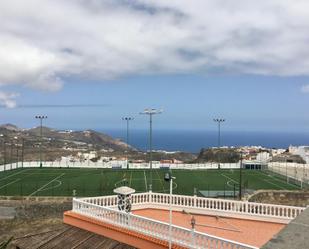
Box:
101;129;309;153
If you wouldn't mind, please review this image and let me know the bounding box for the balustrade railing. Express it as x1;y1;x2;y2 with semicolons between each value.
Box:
150;193;304;219
78;192;304;220
72;198;257;249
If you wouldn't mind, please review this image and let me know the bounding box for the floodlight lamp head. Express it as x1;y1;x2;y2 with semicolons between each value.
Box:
214;118;225;122
122;117;134;121
35;115;47;119
140;108;163;115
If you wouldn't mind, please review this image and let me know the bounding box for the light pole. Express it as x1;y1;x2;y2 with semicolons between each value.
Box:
164;171;176;249
140;108;162;190
213;118;225;148
122;117;134;170
213;118;225;169
35;115;47;168
21;138;24;168
239;151;243;200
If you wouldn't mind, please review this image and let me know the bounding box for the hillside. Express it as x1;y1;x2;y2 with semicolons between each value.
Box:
195;148;240;163
0;124;135;162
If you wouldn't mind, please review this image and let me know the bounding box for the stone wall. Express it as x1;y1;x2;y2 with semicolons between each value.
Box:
248;190;309;207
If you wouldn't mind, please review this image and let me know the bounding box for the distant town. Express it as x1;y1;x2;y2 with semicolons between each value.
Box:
1;123;308;166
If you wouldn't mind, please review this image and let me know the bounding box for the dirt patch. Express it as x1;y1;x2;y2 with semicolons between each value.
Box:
248;190;309;207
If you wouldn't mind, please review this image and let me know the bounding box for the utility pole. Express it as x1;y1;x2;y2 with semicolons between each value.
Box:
213;118;225;169
122;117;134;169
140;108;162;190
35;115;47;168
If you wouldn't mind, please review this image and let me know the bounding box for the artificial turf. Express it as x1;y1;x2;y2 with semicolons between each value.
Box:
0;167;300;197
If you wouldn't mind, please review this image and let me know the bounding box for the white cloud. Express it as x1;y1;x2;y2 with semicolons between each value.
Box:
301;85;309;93
0;91;19;108
1;0;309;94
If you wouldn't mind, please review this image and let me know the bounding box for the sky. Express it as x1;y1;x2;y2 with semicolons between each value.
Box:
0;0;309;132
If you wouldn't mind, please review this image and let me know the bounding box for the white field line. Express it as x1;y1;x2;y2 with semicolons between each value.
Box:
221;173;238;184
28;173;65;197
0;169;31;182
40;180;62;191
259;171;296;188
172;181;178;191
143;170;148;191
155;170;166;192
0;178;20;189
226;180;236;188
263;179;286;190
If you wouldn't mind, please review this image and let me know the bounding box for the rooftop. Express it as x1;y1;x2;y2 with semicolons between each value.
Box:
133;208;285;248
63;192;306;249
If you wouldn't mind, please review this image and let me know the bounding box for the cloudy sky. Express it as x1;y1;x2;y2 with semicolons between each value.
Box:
1;0;309;132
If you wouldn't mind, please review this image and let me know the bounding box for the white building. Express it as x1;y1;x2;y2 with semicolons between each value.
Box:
289;145;309;163
77;151;98;160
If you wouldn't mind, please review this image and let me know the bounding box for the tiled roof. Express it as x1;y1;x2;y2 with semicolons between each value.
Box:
13;224;136;249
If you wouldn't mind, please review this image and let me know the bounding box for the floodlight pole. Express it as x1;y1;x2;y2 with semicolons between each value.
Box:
140;108;162;190
213;118;225;169
21;138;24;168
213;118;225;148
35;115;47;168
122;117;134;169
239;151;243;200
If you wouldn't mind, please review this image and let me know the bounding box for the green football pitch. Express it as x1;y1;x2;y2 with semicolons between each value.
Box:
0;167;300;197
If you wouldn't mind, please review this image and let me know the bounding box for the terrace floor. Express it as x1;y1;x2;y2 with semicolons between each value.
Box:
133;208;286;248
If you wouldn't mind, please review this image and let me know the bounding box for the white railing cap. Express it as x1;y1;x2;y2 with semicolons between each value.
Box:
114;186;136;195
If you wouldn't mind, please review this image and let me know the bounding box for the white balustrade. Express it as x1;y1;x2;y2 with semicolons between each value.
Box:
149;192;304;220
71;193;305;248
78;192;304;221
72;198;257;249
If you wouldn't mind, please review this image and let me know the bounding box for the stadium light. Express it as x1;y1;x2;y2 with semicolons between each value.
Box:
140;108;162;190
213;118;225;169
164;171;176;249
122;117;134;169
35;115;47;168
213;118;225;148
